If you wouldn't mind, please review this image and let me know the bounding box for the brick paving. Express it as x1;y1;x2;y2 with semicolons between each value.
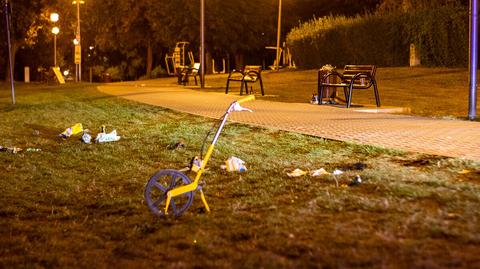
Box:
98;84;480;161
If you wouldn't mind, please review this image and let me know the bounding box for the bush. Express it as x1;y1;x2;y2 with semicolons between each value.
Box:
150;65;167;78
287;6;468;69
105;66;123;81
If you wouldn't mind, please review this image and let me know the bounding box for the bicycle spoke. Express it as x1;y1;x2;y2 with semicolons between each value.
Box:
153;182;167;192
152;197;163;208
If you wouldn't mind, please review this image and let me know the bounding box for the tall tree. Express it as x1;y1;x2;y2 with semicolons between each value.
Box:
1;0;45;81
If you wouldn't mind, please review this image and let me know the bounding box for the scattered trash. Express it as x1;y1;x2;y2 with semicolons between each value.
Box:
25;148;41;152
287;168;307;177
190;156;203;172
59;123;83;138
0;146;23;154
81;131;92;144
33;130;40;136
167;140;186;150
223;156;247;172
458;169;471;174
310;168;330;177
320;64;336;72
332;169;344;176
95;129;121;143
331;169;344;188
349;175;363;186
310;94;319;105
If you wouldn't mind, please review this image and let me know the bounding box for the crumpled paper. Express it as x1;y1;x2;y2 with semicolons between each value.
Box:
223;156;247;172
95;130;121;143
287;168;307;177
310;168;330;177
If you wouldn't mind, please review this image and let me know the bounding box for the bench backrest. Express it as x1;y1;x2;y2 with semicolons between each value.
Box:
342;65;376;86
244;65;262;73
343;65;376;76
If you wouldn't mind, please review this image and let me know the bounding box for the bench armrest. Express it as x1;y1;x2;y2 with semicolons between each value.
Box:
227;69;245;80
346;72;375;87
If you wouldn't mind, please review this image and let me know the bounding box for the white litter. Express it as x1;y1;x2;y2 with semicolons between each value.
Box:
95;130;121;143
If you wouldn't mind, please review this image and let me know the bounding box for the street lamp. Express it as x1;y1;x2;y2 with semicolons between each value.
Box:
52;27;60;67
200;0;205;88
50;12;59;23
4;0;15;104
50;12;60;68
88;45;94;82
72;0;84;82
275;0;282;71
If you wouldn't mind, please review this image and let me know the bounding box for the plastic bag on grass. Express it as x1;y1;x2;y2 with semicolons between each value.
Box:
222;156;247;172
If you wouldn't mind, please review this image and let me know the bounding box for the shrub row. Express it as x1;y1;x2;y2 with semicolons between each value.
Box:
287;7;469;69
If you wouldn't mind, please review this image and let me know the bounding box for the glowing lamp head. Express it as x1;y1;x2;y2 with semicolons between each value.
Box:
50;13;59;22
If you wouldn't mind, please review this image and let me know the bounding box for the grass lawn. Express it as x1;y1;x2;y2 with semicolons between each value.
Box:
0;69;480;268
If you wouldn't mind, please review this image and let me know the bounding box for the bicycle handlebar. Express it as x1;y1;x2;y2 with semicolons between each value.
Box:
236;95;255;104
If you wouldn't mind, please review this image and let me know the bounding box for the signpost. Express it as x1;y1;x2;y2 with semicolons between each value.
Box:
75;45;81;65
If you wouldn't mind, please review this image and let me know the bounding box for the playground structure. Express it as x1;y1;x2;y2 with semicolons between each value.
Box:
165;42;227;76
266;42;296;70
164;42;195;76
212;58;226;74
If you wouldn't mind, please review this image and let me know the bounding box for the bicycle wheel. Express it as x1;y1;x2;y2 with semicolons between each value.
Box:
144;169;194;217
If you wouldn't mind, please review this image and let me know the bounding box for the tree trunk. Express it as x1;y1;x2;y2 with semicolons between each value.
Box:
206;51;213;74
146;41;153;78
234;53;244;70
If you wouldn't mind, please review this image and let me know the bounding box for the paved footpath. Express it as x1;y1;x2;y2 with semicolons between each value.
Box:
98;83;480;161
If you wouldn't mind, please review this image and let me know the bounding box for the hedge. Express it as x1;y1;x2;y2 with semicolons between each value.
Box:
287;6;469;69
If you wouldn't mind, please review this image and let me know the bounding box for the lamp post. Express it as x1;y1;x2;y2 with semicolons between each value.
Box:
88;45;94;83
4;0;15;104
200;0;205;88
275;0;282;71
72;0;84;82
469;0;478;120
50;13;59;67
52;27;60;67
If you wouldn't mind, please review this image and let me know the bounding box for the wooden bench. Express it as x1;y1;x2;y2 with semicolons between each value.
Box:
318;65;380;108
225;65;265;96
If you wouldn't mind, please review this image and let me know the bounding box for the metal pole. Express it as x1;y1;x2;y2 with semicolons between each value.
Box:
54;35;57;67
275;0;282;71
200;0;205;88
77;1;82;82
469;0;478;120
5;0;15;105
